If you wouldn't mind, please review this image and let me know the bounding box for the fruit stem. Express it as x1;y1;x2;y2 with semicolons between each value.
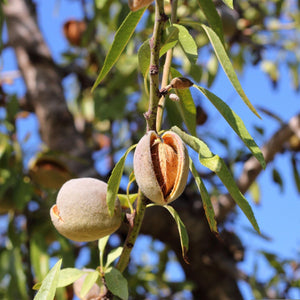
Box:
115;189;147;273
156;0;178;132
145;0;166;132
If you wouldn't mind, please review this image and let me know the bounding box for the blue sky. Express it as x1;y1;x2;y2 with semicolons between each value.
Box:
2;1;300;299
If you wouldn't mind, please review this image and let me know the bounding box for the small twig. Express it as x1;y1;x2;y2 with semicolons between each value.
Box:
145;0;167;131
156;0;178;132
116;191;147;273
115;1;166;273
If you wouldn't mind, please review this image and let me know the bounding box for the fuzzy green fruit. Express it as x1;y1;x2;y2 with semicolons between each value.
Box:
50;178;121;242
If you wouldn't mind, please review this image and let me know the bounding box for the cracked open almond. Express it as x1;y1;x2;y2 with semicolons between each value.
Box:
133;131;189;205
50;178;121;242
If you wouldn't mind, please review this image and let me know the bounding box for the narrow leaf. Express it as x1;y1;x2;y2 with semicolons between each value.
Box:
138;39;150;77
170;68;196;136
195;85;265;168
164;205;189;264
105;247;123;268
34;259;62;300
292;156;300;193
222;0;234;9
107;144;136;216
249;181;261;205
173;24;198;64
197;0;224;43
105;267;128;300
92;8;146;91
99;235;110;268
201;24;261;118
80;271;99;299
57;268;84;288
118;193;138;209
189;158;218;234
171;126;260;233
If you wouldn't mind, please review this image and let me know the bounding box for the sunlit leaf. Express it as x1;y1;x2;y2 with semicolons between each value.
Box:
107;144;136;216
173;24;198;64
170;68;196;136
189;158;218;234
248;181;261;205
171;126;260;233
118;193;138;209
105;267;128;300
80;271;99;299
99;235;110;268
164;205;190;264
195;85;265;168
201;24;261;118
92;8;146;91
197;0;224;43
105;247;123;268
57;268;84;288
222;0;234;9
34;259;62;300
138;39;150;77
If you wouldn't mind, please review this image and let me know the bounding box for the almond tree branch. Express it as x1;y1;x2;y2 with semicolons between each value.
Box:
2;0;96;176
215;112;300;223
144;0;167;131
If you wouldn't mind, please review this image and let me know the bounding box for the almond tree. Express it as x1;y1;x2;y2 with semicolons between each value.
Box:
1;0;300;299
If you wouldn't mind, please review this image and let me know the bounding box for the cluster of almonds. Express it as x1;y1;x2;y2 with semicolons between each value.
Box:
50;77;192;242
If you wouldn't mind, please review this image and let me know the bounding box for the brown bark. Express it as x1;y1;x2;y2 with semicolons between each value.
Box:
3;0;300;299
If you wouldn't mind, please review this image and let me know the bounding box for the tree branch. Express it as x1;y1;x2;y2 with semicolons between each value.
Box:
3;0;96;176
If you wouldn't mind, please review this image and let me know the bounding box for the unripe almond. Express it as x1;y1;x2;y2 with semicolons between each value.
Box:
50;178;121;242
133;131;189;205
128;0;153;12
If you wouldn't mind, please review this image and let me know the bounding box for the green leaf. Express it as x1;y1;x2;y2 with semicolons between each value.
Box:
170;68;196;136
105;247;123;268
118;193;138;209
30;232;50;283
164;205;190;264
105;267;128;300
92;8;146;91
222;0;234;9
34;259;62;300
57;268;84;288
272;168;283;192
173;24;198;64
249;181;261;205
197;0;224;43
189;158;218;234
138;39;151;77
195;86;265;168
107;144;136;216
171;126;260;233
292;155;300;193
80;271;99;299
99;235;110;268
160;26;179;56
201;24;261;118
